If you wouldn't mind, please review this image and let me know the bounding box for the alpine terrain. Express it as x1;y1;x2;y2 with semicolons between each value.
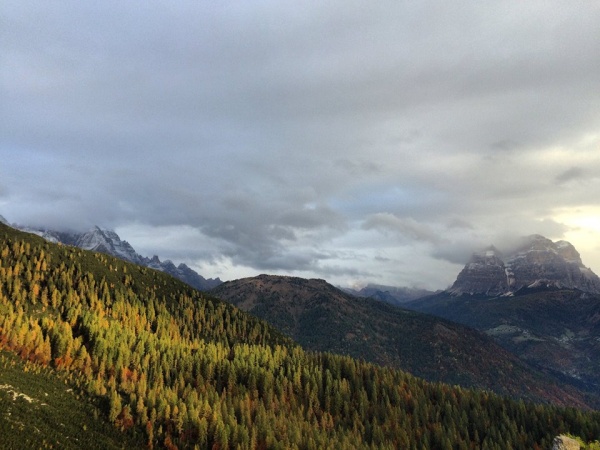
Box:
15;224;222;292
449;235;600;296
406;235;600;407
342;284;437;306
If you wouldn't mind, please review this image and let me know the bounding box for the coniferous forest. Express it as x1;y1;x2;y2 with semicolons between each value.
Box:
1;222;599;449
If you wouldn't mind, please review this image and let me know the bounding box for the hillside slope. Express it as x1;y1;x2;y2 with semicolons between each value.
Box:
0;350;144;449
406;289;600;403
211;274;591;407
1;222;599;448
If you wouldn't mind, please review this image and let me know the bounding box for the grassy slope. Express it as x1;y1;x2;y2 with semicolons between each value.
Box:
0;350;142;449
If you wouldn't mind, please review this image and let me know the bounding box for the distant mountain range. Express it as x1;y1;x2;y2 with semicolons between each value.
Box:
211;274;592;407
342;284;437;305
2;221;597;448
10;222;222;291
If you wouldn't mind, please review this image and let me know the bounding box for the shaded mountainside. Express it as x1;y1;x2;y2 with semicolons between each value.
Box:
406;288;600;406
20;225;222;291
2;223;600;448
211;274;592;407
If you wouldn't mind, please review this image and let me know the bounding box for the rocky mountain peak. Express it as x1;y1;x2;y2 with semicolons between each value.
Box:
555;240;582;264
74;226;143;264
450;235;600;296
450;246;509;297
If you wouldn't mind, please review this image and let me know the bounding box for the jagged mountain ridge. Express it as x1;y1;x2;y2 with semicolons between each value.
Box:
450;235;600;296
19;224;222;291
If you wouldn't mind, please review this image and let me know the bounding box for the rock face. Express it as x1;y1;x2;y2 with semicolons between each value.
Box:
450;235;600;296
552;435;580;450
450;246;509;296
47;227;146;265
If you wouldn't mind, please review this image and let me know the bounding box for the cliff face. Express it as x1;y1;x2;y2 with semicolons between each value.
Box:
450;247;509;296
450;235;600;296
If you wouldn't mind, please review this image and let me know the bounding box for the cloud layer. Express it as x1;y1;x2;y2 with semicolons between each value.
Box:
2;1;600;289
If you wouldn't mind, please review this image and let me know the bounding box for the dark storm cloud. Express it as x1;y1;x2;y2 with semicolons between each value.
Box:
2;1;600;288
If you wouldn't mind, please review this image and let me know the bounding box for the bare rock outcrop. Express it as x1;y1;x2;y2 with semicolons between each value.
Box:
552;435;580;450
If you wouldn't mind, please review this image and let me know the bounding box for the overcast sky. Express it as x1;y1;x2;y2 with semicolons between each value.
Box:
2;1;600;290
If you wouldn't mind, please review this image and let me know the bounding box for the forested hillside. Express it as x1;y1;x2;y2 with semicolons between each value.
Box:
1;222;599;449
212;275;590;408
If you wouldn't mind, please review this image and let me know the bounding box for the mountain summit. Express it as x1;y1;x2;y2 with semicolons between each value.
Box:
44;226;145;265
450;235;600;296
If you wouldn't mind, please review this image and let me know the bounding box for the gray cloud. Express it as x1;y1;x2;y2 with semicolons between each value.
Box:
556;167;585;184
2;1;600;289
432;241;485;266
362;213;441;244
279;205;346;231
